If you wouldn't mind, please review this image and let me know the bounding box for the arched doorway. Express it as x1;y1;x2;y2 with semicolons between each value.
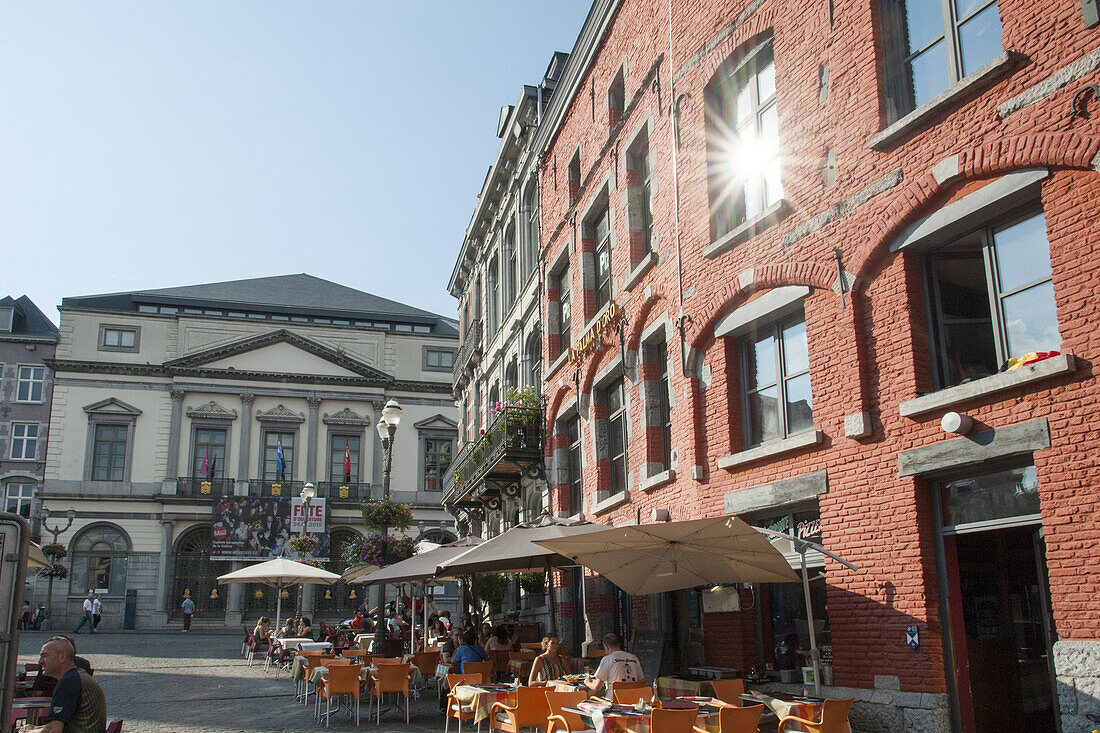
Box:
172;527;226;617
314;529;363;619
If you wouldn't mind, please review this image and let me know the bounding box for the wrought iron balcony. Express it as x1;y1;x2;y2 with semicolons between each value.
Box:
247;479;305;498
177;476;235;497
453;319;483;386
315;481;374;502
444;404;543;507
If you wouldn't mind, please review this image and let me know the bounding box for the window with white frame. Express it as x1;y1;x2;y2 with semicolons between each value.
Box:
424;438;452;492
488;257;500;335
524;181;539;278
879;0;1003;123
505;224;518;305
741;313;813;447
525;334;541;389
566;416;583;514
556;264;572;356
925;208;1060;389
602;379;628;495
590;204;613;309
16;366;45;403
91;424;128;480
10;423;39;460
706;38;782;240
5;482;34;518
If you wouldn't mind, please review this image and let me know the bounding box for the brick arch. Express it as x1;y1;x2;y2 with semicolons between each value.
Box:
696;13;780;89
855;132;1100;277
543;382;573;454
622;289;667;353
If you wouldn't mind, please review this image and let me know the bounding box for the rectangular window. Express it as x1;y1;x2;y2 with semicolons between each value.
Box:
654;340;672;469
192;427;226;478
741;314;813;446
525;182;539;278
925;209;1060;389
707;40;782;240
557;264;572;355
5;482;34;518
630;138;654;255
591;205;613;309
91;424;128;481
603;379;628;495
608;69;625;128
425;348;456;371
488;258;500;335
99;325;139;351
566;417;583;514
16;366;45;402
424;438;452;492
329;434;361;483
880;0;1003;122
262;432;295;481
10;423;39;460
505;226;518;305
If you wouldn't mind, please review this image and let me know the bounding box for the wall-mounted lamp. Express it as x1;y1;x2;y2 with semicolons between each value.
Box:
652;508;671;522
941;412;974;435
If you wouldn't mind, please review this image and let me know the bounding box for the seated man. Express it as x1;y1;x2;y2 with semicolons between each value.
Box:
26;637;106;733
585;633;641;693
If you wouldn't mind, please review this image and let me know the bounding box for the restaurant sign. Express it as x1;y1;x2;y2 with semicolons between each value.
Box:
567;301;623;364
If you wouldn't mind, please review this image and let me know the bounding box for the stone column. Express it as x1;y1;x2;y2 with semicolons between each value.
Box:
237;393;255;496
306;395;321;482
165;389;186;493
154;519;174;622
225;561;244;627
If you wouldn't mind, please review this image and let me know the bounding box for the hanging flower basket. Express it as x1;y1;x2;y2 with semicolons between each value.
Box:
360;499;413;531
36;563;68;579
40;543;67;560
357;532;417;566
288;536;319;554
299;559;325;569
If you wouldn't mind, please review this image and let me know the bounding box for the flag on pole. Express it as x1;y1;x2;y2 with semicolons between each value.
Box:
209;455;217;479
344;438;352;483
200;446;209;478
276;436;285;481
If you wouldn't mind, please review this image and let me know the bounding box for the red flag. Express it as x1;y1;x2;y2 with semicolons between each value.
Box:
344;438;352;483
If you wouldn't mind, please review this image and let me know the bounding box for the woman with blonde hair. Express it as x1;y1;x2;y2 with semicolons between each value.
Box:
528;633;565;685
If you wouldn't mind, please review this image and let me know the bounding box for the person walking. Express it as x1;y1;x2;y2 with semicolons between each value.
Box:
91;594;103;631
181;595;195;632
73;594;95;634
21;600;32;630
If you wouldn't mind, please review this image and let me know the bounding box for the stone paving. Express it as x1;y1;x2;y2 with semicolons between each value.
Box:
17;631;446;733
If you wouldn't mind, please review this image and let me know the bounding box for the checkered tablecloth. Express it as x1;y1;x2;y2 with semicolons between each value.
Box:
742;692;850;733
574;701;720;733
508;658;533;681
656;677;711;699
452;684;517;723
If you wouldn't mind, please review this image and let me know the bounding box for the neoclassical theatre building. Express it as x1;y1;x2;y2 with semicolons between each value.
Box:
38;275;460;629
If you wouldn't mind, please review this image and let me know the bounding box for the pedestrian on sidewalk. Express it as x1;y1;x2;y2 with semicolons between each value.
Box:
21;600;32;630
73;593;96;634
92;593;103;631
181;595;195;632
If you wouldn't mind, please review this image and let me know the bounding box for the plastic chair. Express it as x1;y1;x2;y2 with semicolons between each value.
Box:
777;697;854;733
696;705;764;733
520;642;544;651
544;690;593;733
445;673;483;733
241;626;252;657
273;644;298;680
263;640;282;672
710;680;746;706
316;663;362;727
609;679;650;696
651;707;700;733
106;719;124;733
246;635;269;666
487;650;511;681
463;660;493;682
296;652;328;704
342;649;369;661
370;661;412;724
490;685;550;733
414;650;442;692
613;686;652;705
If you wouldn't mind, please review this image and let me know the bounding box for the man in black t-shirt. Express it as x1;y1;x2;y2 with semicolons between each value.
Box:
26;638;106;733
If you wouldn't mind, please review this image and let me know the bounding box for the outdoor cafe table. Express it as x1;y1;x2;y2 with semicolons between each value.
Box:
741;691;849;733
295;641;333;652
568;699;723;733
11;696;52;728
452;683;518;724
656;676;712;699
508;658;533;681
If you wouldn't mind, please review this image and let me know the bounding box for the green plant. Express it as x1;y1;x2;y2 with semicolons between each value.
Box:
40;543;67;560
518;571;546;595
358;533;416;565
360;499;413;531
476;572;510;614
288;535;319;553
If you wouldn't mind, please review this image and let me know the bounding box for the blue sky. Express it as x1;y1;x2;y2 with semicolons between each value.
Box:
0;1;591;323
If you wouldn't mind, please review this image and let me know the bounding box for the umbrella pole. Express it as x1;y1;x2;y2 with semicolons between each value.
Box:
546;560;558;636
275;589;283;633
800;548;822;698
579;567;594;654
423;581;429;650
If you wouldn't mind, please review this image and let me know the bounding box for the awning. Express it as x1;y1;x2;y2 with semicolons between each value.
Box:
351;535;485;585
436;514;608;576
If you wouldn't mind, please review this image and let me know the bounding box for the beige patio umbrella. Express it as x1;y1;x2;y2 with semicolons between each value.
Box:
26;541;51;570
532;514;800;595
218;556;341;630
340;563;380;583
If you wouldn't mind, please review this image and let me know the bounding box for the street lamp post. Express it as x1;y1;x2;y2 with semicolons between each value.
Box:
298;482;316;617
372;399;402;653
39;506;76;631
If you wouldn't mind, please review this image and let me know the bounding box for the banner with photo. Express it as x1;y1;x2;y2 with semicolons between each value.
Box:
211;495;330;561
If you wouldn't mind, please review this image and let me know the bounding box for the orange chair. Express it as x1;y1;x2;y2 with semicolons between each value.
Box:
445;673;483;733
488;650;511;681
374;657;403;665
696;705;764;733
414;650;442;684
316;663;362;727
342;649;369;661
490;685;551;733
544;690;593;733
370;662;412;724
609;679;650;697
521;642;544;651
613;686;652;705
777;698;854;733
651;708;700;733
297;653;328;705
463;660;493;683
710;680;746;706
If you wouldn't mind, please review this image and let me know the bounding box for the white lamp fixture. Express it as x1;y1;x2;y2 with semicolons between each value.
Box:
300;482;316;501
376;417;389;440
941;412;974;435
381;399;403;426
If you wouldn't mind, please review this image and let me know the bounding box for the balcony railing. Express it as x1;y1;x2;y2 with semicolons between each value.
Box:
447;405;543;505
248;479;305;498
177;477;235;496
453;319;483;384
315;481;374;502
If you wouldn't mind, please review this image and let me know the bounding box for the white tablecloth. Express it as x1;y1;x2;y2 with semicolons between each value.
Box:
279;637;314;647
296;641;333;652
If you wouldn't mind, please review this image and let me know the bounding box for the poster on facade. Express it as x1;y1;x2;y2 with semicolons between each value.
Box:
210;496;330;561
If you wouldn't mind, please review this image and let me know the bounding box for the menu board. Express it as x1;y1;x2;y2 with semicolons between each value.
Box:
630;629;664;683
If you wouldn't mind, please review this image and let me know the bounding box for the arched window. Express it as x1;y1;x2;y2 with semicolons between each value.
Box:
315;529;364;617
420;527;457;545
172;526;226;616
69;524;130;595
504;360;518;392
525;334;541;389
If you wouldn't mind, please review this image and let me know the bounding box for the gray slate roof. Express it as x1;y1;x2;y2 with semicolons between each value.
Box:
62;274;456;335
0;295;60;341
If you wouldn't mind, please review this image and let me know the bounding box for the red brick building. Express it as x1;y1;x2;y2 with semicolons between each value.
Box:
528;0;1100;730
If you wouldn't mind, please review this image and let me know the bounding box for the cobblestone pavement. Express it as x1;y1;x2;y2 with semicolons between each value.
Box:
18;631;446;733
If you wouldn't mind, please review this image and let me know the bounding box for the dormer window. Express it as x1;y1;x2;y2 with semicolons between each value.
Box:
0;306;13;332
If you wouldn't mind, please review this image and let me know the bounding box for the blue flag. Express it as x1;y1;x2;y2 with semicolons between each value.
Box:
275;436;285;480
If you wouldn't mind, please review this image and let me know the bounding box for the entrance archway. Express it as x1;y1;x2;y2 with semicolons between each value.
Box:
172;527;226;617
314;529;363;619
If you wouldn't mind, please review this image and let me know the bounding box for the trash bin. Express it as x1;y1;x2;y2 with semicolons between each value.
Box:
124;589;137;629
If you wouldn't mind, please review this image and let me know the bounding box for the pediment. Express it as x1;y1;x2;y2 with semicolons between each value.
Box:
165;329;391;382
256;404;306;423
413;413;459;431
323;407;371;426
185;400;238;421
83;397;142;416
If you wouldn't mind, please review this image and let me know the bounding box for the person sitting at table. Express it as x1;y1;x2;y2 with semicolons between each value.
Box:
441;628;463;662
477;622;494;648
349;611;365;630
485;625;515;652
275;617;295;639
30;635;95;695
585;633;641;693
24;637;106;733
452;629;488;673
253;617;273;649
459;611;474;632
296;616;313;640
528;634;565;685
